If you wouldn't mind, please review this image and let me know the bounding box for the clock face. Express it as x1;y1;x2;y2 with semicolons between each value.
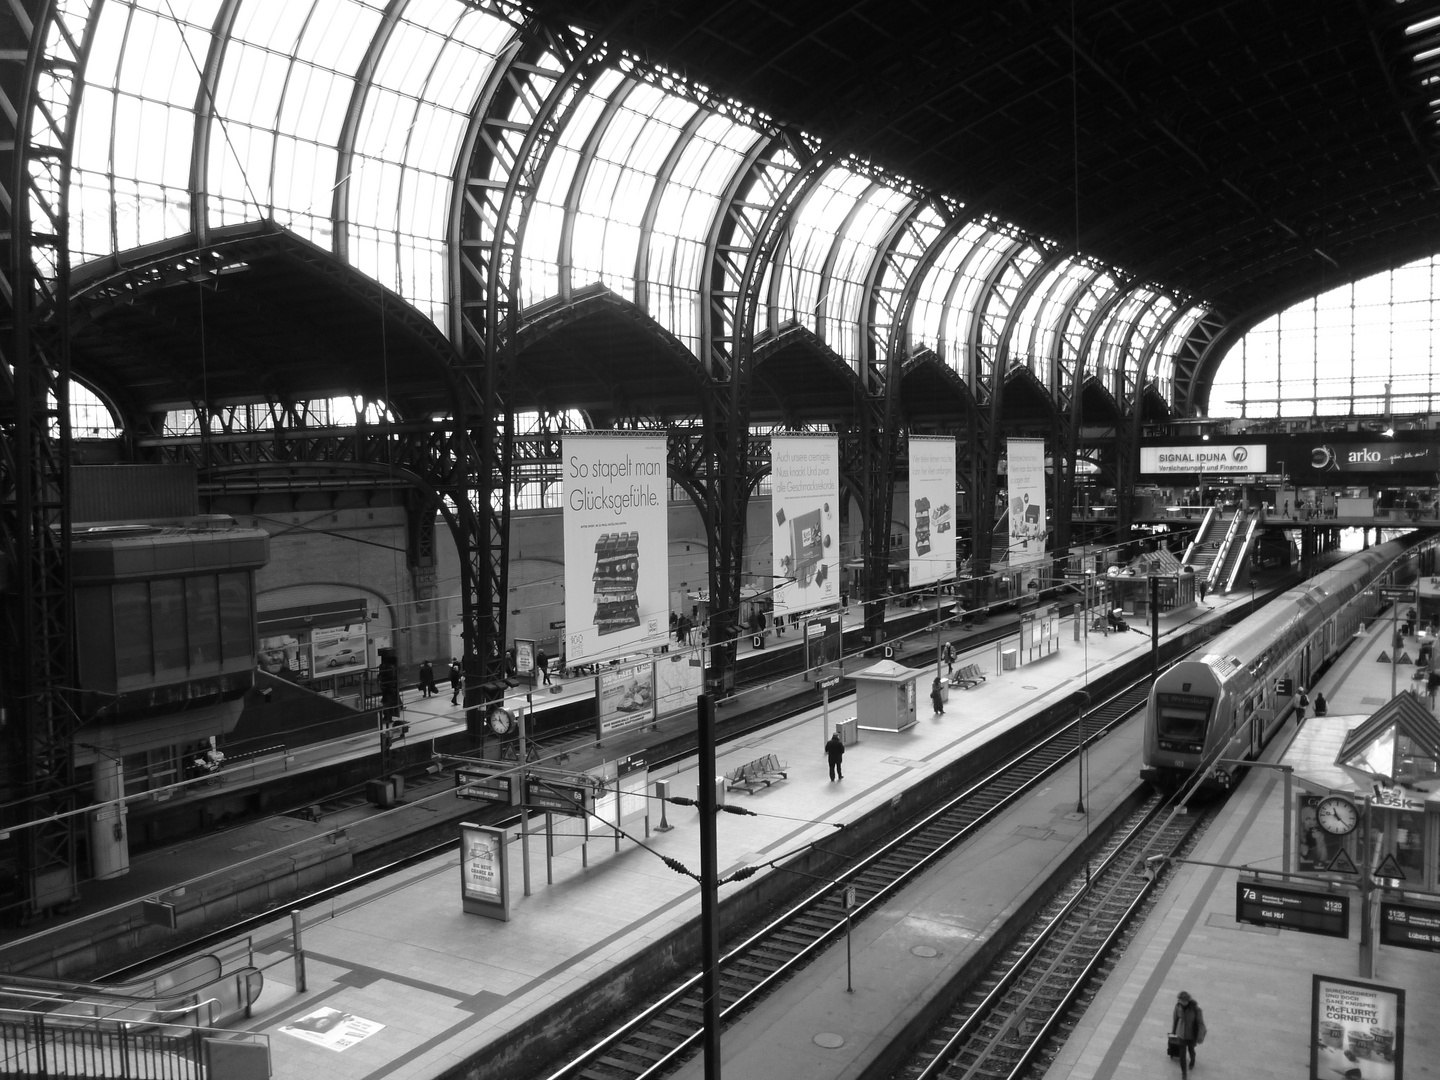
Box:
1316;795;1358;836
488;706;513;735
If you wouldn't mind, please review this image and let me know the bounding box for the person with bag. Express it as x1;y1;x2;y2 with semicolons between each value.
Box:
1169;990;1205;1075
1295;686;1310;725
943;641;955;675
824;732;845;781
930;676;945;715
418;659;437;698
448;658;463;705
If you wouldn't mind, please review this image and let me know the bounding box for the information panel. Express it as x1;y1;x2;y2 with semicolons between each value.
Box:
1380;901;1440;952
455;770;515;806
1236;879;1349;937
524;776;590;816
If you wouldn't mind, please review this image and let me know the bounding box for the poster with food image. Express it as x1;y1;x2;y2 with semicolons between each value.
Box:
770;435;840;619
596;660;657;737
909;436;956;586
1311;975;1403;1080
563;434;668;664
310;623;367;675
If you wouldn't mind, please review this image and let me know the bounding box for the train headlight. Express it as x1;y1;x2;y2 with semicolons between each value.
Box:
1214;767;1232;790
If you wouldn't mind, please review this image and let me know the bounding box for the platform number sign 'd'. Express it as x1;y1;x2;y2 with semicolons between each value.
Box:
1236;880;1349;938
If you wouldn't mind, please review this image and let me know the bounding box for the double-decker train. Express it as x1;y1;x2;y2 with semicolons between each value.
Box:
1142;532;1438;789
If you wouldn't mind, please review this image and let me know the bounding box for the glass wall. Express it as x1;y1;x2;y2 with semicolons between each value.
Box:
1210;254;1440;417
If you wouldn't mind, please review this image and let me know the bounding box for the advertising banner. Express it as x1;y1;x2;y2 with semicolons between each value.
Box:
1311;975;1403;1080
596;660;656;737
1139;443;1266;475
311;623;366;675
563;434;668;664
771;435;841;618
1006;438;1047;566
1304;440;1436;476
909;436;956;586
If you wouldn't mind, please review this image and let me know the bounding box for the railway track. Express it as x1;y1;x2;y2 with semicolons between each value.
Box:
539;681;1153;1080
897;796;1214;1080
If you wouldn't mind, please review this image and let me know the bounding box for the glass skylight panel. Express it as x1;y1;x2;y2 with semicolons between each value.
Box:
822;184;911;364
1029;262;1093;377
911;221;990;362
645;115;758;350
870;202;945;358
569;83;696;299
773;168;869;337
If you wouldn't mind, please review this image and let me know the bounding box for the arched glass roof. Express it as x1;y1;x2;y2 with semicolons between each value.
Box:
63;0;1204;412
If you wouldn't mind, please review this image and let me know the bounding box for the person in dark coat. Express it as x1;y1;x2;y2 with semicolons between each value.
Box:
943;641;955;674
418;660;437;698
1313;690;1328;716
449;659;463;705
536;647;550;685
1170;990;1205;1076
824;732;845;781
931;676;945;715
1295;686;1309;724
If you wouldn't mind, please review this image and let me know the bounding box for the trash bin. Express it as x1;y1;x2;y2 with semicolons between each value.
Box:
1001;649;1017;671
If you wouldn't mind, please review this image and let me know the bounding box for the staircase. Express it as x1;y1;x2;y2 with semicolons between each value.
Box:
1181;507;1225;578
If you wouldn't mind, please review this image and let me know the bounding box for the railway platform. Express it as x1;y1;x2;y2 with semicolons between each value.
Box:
194;589;1240;1080
1056;601;1440;1080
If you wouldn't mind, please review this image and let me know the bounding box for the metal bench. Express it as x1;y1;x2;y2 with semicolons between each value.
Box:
950;663;987;689
724;753;790;794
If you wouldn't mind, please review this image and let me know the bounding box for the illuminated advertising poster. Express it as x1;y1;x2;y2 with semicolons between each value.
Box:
909;436;956;586
1005;438;1047;567
1306;441;1436;475
1311;975;1403;1080
1139;443;1267;475
459;822;508;920
804;611;843;672
563;434;668;664
258;632;310;680
771;435;840;619
310;623;366;675
596;660;656;737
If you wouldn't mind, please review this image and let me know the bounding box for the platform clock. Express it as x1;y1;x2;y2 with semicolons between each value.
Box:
488;704;514;736
1316;795;1358;836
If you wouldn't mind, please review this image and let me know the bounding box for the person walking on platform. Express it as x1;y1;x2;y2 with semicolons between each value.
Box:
1170;990;1205;1076
536;646;551;685
1314;690;1328;716
931;676;945;715
449;659;463;705
1295;686;1309;725
825;732;845;781
943;641;955;675
1197;579;1207;604
419;659;437;698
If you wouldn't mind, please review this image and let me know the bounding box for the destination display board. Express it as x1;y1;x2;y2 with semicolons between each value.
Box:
1380;901;1440;952
524;776;590;816
1236;879;1349;937
455;770;515;806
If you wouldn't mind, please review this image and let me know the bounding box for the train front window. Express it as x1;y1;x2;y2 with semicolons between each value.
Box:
1156;692;1212;748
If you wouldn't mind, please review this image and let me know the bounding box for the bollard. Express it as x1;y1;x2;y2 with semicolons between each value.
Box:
291;909;306;993
654;778;674;832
